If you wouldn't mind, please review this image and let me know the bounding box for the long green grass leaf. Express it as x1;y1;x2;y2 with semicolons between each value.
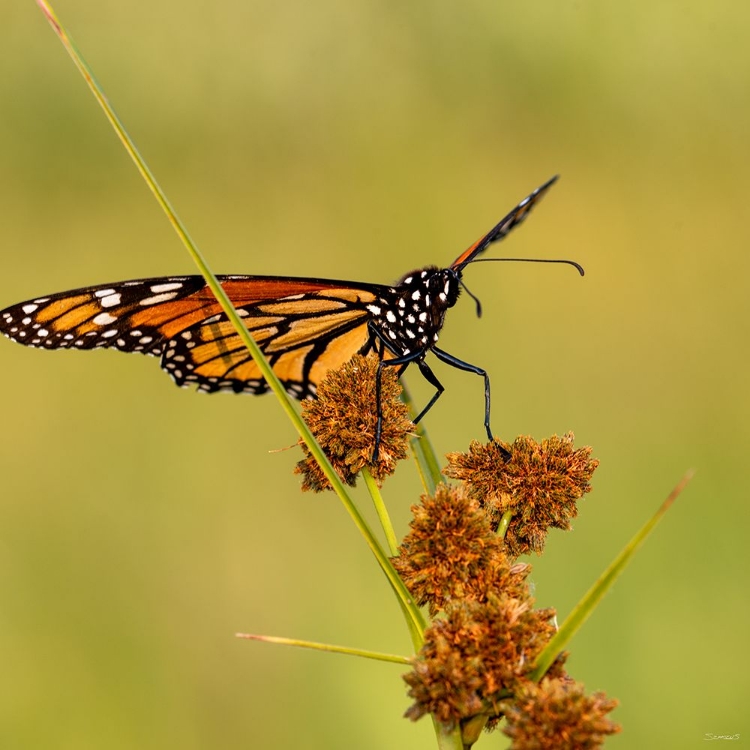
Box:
35;0;425;641
235;633;411;664
530;469;694;681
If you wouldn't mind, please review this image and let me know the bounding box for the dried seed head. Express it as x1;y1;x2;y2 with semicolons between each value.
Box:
294;354;413;491
393;484;532;615
501;677;620;749
445;433;599;557
404;594;558;728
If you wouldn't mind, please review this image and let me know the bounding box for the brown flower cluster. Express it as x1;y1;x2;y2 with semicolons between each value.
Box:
404;594;558;728
294;354;413;491
392;483;531;615
445;433;598;556
399;434;618;745
292;363;617;744
501;677;620;749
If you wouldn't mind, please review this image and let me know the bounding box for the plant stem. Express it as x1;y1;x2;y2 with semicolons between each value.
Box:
432;717;464;750
497;510;513;539
363;468;399;556
400;382;444;494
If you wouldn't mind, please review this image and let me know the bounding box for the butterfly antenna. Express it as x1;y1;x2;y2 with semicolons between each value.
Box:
457;276;483;318
470;257;585;276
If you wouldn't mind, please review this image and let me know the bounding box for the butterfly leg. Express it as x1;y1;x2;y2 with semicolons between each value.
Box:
431;346;493;442
373;351;418;461
411;359;445;424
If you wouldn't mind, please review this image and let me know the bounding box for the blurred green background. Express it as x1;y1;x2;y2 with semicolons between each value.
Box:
1;1;748;748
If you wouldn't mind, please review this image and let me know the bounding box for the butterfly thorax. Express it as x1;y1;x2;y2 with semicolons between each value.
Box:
366;266;461;358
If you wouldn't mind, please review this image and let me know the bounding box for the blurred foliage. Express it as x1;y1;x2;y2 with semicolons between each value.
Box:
0;1;748;748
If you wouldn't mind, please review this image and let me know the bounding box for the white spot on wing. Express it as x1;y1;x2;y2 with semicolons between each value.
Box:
100;293;122;308
22;304;38;314
139;292;178;305
93;312;117;326
150;282;184;293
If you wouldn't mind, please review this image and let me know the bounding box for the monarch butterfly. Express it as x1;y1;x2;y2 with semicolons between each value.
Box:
0;176;582;447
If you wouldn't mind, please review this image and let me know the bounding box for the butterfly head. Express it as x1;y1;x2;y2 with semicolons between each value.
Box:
396;266;461;307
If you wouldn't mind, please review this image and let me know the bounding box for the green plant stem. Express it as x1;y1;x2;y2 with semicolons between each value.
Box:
530;469;694;681
400;382;444;494
497;510;512;539
432;717;464;750
460;715;488;747
360;467;426;649
35;0;425;641
363;468;399;556
235;633;411;664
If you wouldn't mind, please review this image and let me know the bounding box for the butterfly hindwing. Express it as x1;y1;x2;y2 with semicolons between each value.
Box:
162;285;379;396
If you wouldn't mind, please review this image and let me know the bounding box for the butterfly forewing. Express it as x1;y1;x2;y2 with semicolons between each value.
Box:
0;275;383;398
0;277;206;354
